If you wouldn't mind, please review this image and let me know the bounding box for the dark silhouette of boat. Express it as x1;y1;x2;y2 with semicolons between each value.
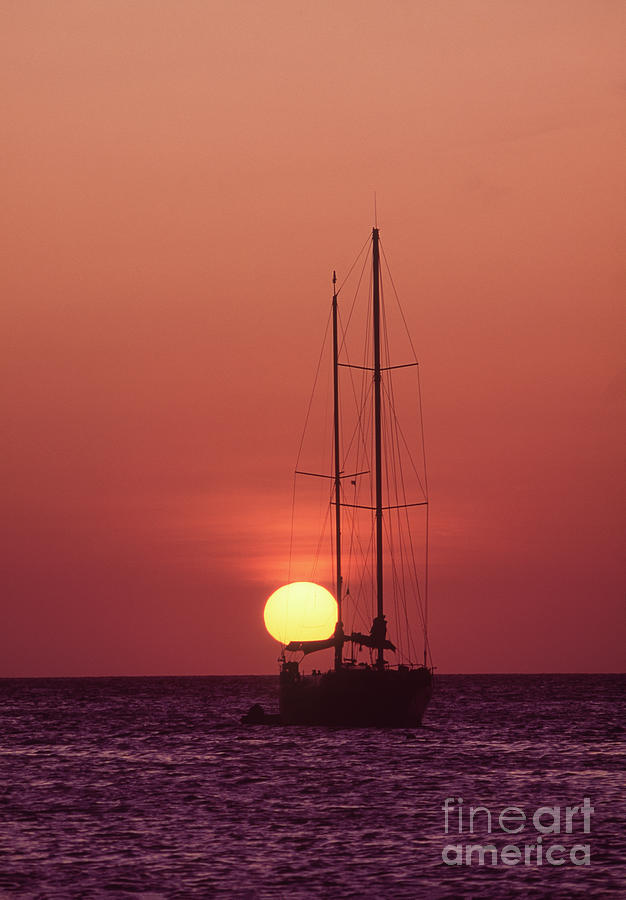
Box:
251;226;433;727
279;660;432;727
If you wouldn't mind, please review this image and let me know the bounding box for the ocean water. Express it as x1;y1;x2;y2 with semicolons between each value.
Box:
0;674;624;898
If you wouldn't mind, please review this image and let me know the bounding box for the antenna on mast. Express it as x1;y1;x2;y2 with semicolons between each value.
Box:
374;191;378;227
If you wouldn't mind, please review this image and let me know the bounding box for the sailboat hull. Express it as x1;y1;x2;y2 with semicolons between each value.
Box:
279;665;433;727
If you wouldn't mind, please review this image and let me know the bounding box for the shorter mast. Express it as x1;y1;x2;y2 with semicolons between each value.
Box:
332;271;343;671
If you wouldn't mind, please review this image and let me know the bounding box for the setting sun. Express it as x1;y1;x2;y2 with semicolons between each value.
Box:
263;582;338;644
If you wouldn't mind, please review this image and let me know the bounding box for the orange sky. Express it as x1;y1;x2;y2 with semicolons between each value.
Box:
2;1;624;675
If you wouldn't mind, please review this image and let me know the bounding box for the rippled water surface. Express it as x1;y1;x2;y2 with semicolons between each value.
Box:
1;674;624;898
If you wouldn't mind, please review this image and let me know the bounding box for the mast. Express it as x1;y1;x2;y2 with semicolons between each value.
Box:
372;227;384;670
332;271;343;671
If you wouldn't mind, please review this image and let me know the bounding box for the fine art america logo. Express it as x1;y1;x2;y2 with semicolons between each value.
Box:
441;797;593;867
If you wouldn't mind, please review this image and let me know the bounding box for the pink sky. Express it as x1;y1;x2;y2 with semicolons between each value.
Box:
2;1;624;674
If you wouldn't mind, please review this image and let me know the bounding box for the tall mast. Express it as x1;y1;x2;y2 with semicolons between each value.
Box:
372;227;384;670
332;271;343;671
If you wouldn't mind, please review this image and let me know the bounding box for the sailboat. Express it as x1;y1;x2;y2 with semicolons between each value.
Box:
271;226;433;727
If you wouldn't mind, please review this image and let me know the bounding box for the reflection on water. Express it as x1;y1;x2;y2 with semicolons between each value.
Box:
0;674;623;897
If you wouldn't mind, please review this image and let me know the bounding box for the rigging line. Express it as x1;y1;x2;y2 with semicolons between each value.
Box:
389;437;413;661
291;308;332;578
337;321;374;637
289;314;331;584
396;479;421;663
342;403;360;609
404;495;427;634
346;508;375;634
344;494;366;634
380;294;427;648
336;301;375;638
379;240;419;363
330;482;337;596
382;380;427;499
287;470;297;584
387;384;429;659
382;513;410;664
354;525;376;630
338;245;371;357
344;441;374;597
338;272;367;408
343;407;376;633
381;287;410;662
416;363;429;499
294;308;332;471
424;502;430;666
416;358;430;662
379;238;429;500
379;279;402;658
376;246;423;656
393;409;428;640
378;272;427;501
365;264;374;513
289;309;331;583
381;293;416;540
385;366;416;661
337;306;374;490
394;495;420;662
391;395;426;632
336;379;373;476
381;382;427;501
336;233;371;297
381;453;402;659
380;292;428;659
363;290;374;482
337;333;370;618
341;259;376;635
310;491;332;581
338;307;369;446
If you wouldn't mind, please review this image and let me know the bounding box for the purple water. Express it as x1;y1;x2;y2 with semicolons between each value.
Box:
1;674;624;897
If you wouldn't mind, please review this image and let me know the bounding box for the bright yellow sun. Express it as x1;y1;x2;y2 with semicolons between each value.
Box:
263;582;338;644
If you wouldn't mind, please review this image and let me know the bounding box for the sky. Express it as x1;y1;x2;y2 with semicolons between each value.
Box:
2;0;624;675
